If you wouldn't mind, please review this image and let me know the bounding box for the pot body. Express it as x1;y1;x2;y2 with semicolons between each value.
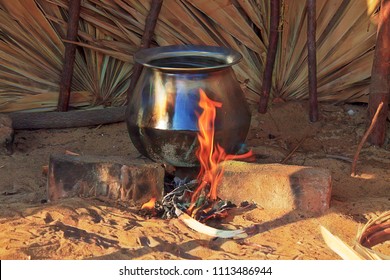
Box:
126;45;251;167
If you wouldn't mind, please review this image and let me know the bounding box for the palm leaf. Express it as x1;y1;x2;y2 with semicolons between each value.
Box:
275;0;379;103
0;0;381;112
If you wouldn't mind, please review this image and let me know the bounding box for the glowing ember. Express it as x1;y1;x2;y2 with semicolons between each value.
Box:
141;197;157;211
188;89;253;214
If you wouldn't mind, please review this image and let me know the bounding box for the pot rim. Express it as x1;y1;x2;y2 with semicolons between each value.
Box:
134;45;242;71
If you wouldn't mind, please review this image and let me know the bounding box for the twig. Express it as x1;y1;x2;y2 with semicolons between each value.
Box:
351;102;384;176
325;154;353;163
281;136;307;164
57;0;82;112
65;150;80;156
307;0;319;122
258;0;280;113
126;0;163;103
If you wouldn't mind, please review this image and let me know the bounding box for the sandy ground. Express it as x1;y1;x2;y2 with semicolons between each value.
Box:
0;101;389;260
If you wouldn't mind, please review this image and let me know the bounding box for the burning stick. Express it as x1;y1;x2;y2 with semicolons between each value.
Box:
141;197;157;216
141;197;157;210
140;179;252;239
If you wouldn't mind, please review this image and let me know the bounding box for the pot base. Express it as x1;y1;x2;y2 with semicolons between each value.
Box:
128;125;249;167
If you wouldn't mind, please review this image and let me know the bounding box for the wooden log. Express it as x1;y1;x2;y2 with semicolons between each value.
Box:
368;0;390;146
307;0;319;122
9;106;126;130
126;0;163;103
57;0;82;112
258;0;280;113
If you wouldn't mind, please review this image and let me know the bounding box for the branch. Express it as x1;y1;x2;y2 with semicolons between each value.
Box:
57;0;82;112
351;102;384;176
307;0;319;122
126;0;163;103
258;0;280;113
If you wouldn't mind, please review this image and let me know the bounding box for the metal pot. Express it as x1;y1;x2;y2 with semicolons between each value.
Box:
126;45;251;167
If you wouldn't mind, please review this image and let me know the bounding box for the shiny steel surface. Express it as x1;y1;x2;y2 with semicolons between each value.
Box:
126;45;251;167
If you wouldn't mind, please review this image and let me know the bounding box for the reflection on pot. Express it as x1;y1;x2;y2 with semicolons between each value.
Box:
126;45;251;167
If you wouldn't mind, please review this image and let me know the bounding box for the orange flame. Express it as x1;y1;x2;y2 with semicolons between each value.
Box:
189;89;252;213
141;197;156;210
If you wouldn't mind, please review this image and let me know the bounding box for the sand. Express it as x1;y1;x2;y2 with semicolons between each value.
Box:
0;101;389;260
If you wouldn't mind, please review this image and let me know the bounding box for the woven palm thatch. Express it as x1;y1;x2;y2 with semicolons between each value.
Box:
0;0;381;112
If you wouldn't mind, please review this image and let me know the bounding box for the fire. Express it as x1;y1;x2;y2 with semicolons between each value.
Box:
188;89;252;214
141;197;156;211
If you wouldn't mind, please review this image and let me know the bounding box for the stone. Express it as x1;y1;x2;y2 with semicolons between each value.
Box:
47;154;164;206
218;161;332;214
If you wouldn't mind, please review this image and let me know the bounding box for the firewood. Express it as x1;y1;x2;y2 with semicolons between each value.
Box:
9;106;126;130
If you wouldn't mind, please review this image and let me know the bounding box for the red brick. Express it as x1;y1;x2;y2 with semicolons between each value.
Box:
47;154;164;206
218;161;332;214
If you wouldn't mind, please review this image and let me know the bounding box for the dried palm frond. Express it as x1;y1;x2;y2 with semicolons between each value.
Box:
0;0;381;112
320;226;364;260
354;211;390;260
275;0;380;103
0;0;64;112
0;0;94;112
0;0;136;112
0;0;266;112
153;0;266;103
321;211;390;260
37;0;138;107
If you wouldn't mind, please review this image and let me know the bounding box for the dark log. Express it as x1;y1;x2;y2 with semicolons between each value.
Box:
368;0;390;146
9;107;126;130
307;0;319;122
57;0;82;112
126;0;163;103
258;0;280;113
